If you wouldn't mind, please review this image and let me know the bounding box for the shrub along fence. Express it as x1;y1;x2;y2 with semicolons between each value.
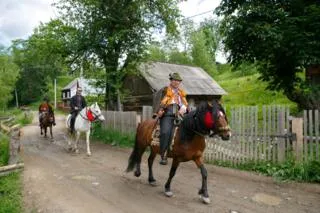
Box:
101;106;320;164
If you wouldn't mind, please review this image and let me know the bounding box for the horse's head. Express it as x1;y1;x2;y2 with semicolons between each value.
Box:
89;102;105;121
196;100;231;140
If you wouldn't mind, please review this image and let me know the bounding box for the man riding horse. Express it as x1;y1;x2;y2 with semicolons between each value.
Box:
156;72;188;165
39;96;56;126
70;87;87;134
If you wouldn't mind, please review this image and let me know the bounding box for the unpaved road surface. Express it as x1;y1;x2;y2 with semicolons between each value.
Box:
21;114;320;213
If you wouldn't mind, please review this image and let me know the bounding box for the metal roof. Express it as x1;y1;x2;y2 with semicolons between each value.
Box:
140;62;227;95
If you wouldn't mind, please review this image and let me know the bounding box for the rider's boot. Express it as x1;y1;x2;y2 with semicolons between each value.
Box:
159;150;168;165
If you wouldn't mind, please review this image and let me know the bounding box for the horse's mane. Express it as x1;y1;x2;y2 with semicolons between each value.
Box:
180;100;223;143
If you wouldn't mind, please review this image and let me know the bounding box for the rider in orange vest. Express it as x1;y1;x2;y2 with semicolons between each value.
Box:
156;72;188;165
38;96;56;126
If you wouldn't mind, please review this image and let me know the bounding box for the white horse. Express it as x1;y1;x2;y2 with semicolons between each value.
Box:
66;102;105;156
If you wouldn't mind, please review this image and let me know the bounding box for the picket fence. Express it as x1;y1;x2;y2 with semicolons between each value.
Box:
101;106;320;164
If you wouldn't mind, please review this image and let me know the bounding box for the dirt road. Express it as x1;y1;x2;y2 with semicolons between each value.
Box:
21;114;320;213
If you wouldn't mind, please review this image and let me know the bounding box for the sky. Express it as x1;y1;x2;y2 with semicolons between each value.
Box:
0;0;225;62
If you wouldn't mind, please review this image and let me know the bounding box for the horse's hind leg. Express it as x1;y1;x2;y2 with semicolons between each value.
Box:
164;158;180;197
194;158;210;204
148;149;157;186
134;147;146;177
74;131;80;153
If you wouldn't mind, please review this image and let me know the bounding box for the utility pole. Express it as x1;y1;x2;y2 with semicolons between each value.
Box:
54;78;57;108
15;88;19;108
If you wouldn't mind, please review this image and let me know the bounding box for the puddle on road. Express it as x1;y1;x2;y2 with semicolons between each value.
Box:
252;193;282;206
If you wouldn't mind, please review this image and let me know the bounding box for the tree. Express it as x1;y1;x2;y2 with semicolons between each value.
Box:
0;47;19;109
11;20;76;104
217;0;320;109
55;0;181;110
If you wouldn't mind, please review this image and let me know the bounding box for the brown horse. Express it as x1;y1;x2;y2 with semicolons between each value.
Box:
40;111;54;140
126;100;231;204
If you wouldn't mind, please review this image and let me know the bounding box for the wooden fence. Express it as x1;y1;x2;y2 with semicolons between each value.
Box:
100;106;320;164
205;107;320;164
101;111;139;134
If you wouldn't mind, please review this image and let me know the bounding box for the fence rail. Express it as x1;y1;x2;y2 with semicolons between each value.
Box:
100;106;320;164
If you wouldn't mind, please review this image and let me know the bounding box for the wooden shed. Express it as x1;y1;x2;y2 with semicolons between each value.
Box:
123;62;227;111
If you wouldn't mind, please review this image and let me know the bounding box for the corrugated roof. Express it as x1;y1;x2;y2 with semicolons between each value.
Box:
140;62;227;95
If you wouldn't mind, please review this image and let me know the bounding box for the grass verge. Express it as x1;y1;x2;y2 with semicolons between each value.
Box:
211;158;320;183
91;123;135;148
0;172;23;213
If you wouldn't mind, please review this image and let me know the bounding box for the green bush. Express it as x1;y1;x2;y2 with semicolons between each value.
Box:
0;134;9;167
91;123;135;148
212;158;320;183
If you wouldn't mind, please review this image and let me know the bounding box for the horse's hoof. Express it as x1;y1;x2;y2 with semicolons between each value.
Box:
134;171;141;177
149;180;157;186
200;195;211;204
87;152;91;156
75;149;79;154
164;190;173;197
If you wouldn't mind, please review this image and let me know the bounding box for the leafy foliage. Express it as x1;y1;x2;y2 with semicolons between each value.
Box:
217;0;320;110
0;134;9;166
91;123;134;148
55;0;182;109
11;20;75;105
0;48;19;109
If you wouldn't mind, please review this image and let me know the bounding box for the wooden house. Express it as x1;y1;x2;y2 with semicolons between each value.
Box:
123;62;227;111
61;78;104;108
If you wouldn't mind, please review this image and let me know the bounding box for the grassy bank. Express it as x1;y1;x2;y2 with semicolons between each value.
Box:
0;108;32;213
91;123;135;148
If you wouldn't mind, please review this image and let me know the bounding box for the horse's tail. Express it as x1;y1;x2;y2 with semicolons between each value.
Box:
126;123;141;173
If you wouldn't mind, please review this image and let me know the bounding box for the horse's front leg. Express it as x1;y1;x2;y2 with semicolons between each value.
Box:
40;126;43;135
74;131;80;153
50;126;53;141
194;157;210;204
86;129;91;156
148;149;157;186
44;127;47;138
164;158;180;197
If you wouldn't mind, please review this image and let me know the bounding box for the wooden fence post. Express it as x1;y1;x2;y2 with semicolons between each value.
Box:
291;117;303;161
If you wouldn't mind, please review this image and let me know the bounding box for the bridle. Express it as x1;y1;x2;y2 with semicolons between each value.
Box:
79;107;102;122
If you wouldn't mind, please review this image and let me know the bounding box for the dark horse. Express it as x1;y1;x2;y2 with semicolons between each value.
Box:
126;100;231;204
40;111;54;140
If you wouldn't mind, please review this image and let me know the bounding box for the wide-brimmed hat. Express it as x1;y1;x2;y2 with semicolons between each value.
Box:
169;72;182;81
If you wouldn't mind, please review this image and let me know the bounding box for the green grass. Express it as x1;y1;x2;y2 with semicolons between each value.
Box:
91;123;135;148
211;158;320;183
216;73;296;109
0;134;9;167
0;173;23;213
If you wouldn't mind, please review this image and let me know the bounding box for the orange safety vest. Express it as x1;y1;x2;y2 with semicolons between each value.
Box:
160;86;188;108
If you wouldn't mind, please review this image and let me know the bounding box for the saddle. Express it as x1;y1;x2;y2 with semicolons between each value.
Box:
150;124;178;151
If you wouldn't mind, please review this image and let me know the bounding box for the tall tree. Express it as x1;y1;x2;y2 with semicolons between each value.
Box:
11;20;76;104
217;0;320;109
0;47;19;109
55;0;181;110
